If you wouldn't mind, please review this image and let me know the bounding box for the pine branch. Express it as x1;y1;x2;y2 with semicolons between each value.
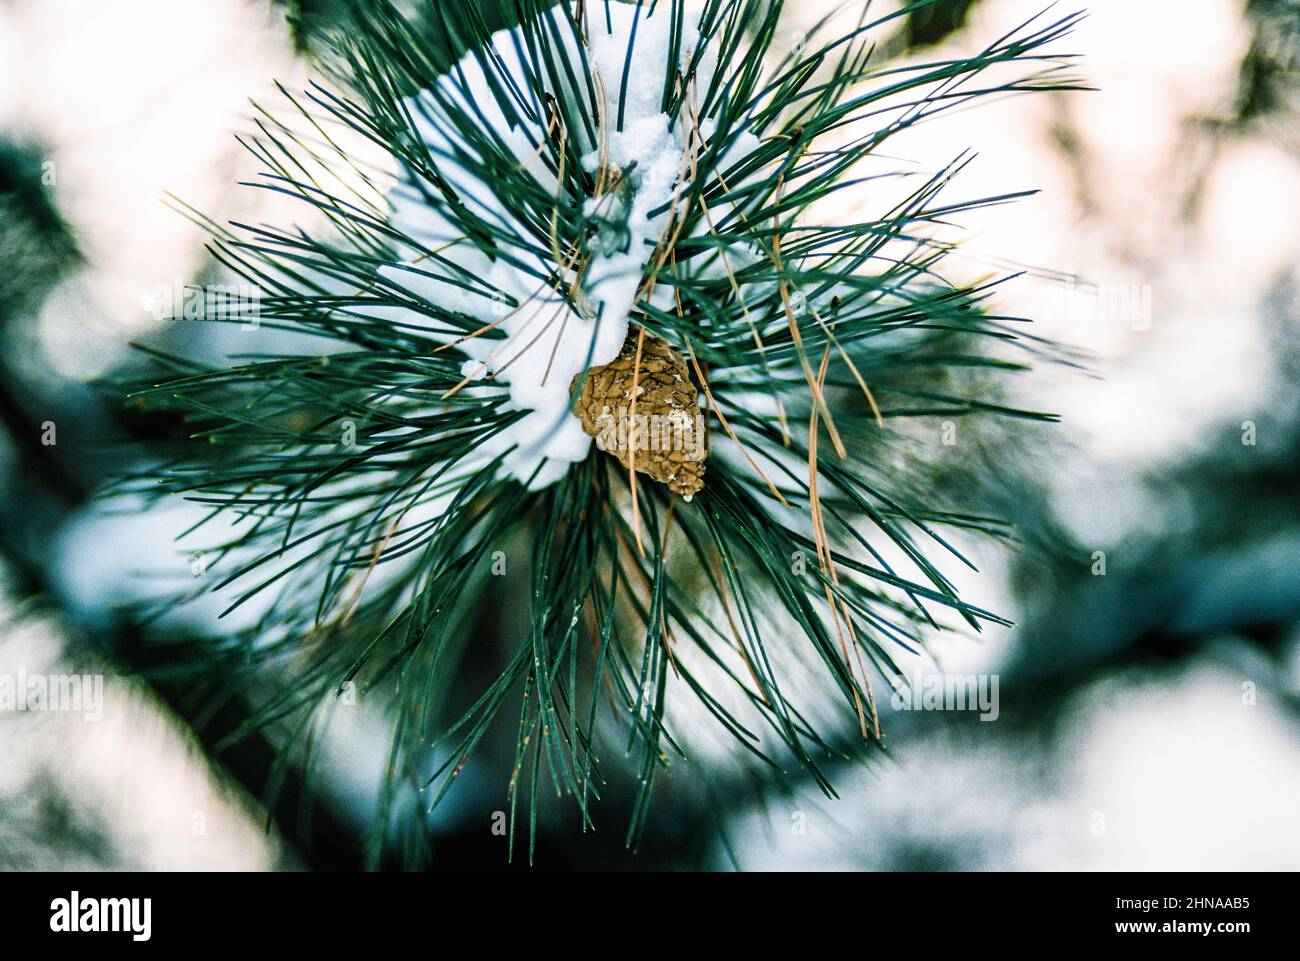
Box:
121;0;1083;861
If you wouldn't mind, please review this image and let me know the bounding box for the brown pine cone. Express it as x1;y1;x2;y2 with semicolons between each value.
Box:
570;328;707;500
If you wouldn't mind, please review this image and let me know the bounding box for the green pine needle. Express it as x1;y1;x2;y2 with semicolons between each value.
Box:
121;0;1084;862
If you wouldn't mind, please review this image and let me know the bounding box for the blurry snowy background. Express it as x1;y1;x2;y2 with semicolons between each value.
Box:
0;0;1297;870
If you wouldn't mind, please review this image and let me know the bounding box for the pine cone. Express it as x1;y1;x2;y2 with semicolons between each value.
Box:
571;329;707;500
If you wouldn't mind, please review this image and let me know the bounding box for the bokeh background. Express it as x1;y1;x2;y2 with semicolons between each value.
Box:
0;0;1297;870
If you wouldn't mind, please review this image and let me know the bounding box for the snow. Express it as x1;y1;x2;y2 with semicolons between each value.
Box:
381;3;722;489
